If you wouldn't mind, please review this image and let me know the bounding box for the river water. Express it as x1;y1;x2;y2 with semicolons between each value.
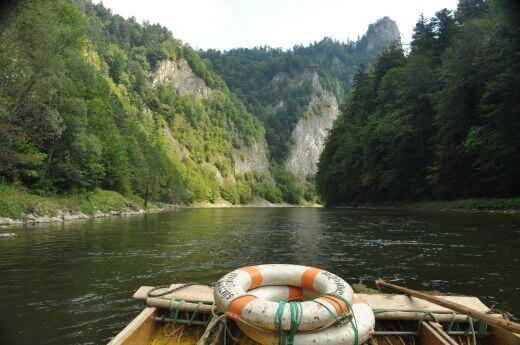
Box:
0;208;518;344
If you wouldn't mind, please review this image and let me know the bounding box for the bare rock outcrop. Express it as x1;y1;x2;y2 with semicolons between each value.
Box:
152;59;211;98
285;91;339;178
232;138;269;174
269;70;340;178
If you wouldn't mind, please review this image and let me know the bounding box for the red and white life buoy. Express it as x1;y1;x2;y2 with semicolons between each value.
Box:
214;264;375;344
236;300;374;345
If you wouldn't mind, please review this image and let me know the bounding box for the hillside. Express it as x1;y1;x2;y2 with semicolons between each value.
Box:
202;17;400;182
0;0;283;215
0;0;402;212
317;0;520;206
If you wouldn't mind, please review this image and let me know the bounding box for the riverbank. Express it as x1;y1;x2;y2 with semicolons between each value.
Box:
338;198;520;214
2;182;518;226
0;184;319;226
0;184;165;225
186;198;321;208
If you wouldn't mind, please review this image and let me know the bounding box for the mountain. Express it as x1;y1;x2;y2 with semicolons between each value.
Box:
0;0;400;208
202;18;400;181
316;0;520;206
0;0;282;207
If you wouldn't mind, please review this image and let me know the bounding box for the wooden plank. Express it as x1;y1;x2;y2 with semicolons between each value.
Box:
488;325;520;345
369;311;502;322
428;321;459;345
107;307;157;345
358;293;496;321
133;286;153;300
134;285;489;310
358;293;490;313
164;284;214;304
134;284;214;304
146;297;214;314
376;280;520;334
419;321;458;345
132;285;499;321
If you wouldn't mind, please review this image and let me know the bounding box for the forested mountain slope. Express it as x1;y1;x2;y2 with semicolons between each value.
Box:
317;0;520;206
0;0;283;212
202;18;400;180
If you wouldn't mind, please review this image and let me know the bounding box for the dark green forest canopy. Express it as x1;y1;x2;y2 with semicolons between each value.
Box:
316;0;520;206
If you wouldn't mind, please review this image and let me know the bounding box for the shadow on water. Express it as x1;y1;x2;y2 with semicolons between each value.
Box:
0;208;519;344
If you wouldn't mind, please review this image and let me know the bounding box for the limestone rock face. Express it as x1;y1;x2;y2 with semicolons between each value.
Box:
232;138;269;174
152;58;269;177
357;17;401;55
269;70;340;179
152;59;211;98
285;90;339;178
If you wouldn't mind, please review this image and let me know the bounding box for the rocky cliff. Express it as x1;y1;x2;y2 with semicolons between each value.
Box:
232;138;269;174
152;58;269;175
356;17;401;55
203;17;401;185
152;59;211;98
282;18;399;178
268;70;340;178
285;90;339;178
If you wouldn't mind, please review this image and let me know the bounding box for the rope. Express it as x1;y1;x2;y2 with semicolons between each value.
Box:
147;283;194;298
168;299;185;323
447;311;457;332
210;305;241;345
466;316;477;345
417;310;439;334
319;293;359;345
274;300;303;345
466;316;488;345
223;316;227;345
188;302;202;325
477;319;488;337
313;299;339;320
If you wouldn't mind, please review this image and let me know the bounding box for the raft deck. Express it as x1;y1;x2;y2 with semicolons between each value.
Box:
107;284;520;345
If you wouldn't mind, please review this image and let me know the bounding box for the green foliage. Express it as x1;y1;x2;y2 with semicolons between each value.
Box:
0;181;152;219
202;35;390;163
406;198;520;211
317;0;520;206
270;164;305;204
0;0;290;206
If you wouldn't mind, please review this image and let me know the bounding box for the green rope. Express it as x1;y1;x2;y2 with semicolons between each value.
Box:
466;316;477;345
188;302;202;325
168;299;185;323
313;299;340;321
477;319;488;337
168;298;176;319
417;310;439;333
274;300;303;345
447;312;457;332
320;293;359;345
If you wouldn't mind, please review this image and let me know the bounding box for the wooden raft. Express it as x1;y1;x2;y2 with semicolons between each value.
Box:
133;284;497;322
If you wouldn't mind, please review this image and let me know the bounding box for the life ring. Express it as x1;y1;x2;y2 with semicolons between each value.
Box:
213;264;356;332
236;299;374;345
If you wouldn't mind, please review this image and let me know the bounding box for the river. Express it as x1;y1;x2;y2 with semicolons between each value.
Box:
0;208;518;344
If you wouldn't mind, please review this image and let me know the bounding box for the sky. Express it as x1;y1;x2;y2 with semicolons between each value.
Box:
93;0;460;51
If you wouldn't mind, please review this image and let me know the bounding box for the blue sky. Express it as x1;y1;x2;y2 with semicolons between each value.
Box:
94;0;459;50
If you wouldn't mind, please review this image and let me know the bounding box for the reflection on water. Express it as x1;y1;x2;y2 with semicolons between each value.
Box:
0;208;519;344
